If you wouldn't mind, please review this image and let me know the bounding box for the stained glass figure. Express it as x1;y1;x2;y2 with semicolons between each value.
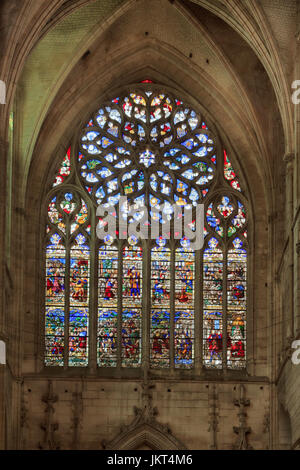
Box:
151;241;171;368
98;309;117;367
53;147;71;187
203;238;223;368
45;234;65;366
207;204;223;238
122;245;142;366
69;235;90;366
175;246;194;368
98;244;118;366
224;150;241;192
227;238;247;368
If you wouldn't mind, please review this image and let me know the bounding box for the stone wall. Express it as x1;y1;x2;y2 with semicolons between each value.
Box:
20;378;270;450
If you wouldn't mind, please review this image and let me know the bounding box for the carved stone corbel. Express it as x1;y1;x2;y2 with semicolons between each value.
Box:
232;384;253;450
39;381;60;450
208;384;218;450
102;374;186;450
263;408;270;450
71;386;83;450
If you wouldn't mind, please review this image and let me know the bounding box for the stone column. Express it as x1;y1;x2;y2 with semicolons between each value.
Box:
0;346;6;450
283;153;295;341
296;242;300;335
283;153;295;238
0;130;8;450
0;367;5;449
294;12;300;337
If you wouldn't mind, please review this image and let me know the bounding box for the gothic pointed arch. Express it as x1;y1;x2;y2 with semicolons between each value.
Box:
102;421;187;451
43;84;249;371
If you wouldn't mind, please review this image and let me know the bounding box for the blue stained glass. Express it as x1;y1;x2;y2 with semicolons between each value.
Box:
196;176;211;185
196;133;208;143
188;116;198;130
97;167;112;178
107;178;118;193
83;172;98;183
174;311;194;366
139;149;156;167
182;169;198;180
152;310;170;327
232;238;244;249
189;188;199;202
182;139;196;150
114;159;131;168
96;112;106;128
166;148;180;157
193;147;208;157
99;137;113;148
109;109;121;123
95;187;105;201
84;131;99;141
107;125;118;137
84;160;100;170
164;161;179;170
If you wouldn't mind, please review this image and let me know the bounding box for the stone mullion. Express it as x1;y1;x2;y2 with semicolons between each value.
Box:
64;221;71;369
89;221;97;371
195;244;202;373
142;241;150;373
296;36;300;336
143;167;151;372
296;242;300;336
117;241;123;369
170;240;175;373
222;246;228;370
284;153;295;341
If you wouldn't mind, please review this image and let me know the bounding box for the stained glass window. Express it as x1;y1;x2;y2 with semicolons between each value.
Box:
44;87;248;371
45;189;90;366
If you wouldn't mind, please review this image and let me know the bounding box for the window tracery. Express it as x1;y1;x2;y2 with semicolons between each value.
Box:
44;86;248;370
